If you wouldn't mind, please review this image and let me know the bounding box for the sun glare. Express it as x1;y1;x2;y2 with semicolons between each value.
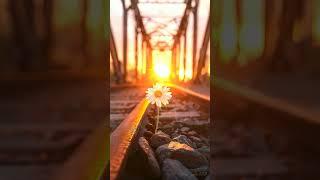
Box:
154;63;170;79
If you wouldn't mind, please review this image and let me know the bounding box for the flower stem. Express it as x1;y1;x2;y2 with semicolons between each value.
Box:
155;107;160;133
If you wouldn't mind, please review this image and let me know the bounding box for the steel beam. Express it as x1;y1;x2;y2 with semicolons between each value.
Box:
171;45;177;80
131;0;152;47
183;31;187;81
172;0;192;48
121;0;128;82
176;41;181;78
110;29;122;83
146;43;153;75
194;15;210;83
192;0;199;78
135;27;139;80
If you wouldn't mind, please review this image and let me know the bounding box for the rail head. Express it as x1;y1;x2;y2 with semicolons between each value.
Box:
167;83;210;104
110;99;150;180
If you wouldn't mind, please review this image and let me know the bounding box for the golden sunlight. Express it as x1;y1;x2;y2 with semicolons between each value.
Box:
153;50;171;80
154;63;170;79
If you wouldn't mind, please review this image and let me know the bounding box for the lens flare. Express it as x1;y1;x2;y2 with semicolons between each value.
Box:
154;63;170;79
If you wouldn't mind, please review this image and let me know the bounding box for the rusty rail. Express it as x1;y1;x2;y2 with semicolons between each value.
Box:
110;99;150;180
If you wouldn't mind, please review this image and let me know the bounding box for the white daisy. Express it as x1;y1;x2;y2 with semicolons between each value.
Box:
146;83;172;108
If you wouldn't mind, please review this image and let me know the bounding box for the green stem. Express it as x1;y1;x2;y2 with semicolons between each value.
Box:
155;107;160;133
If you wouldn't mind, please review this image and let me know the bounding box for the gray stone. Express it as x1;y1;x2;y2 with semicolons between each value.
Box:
150;131;172;149
180;118;209;127
180;127;190;132
189;136;201;142
188;131;198;136
171;132;180;139
197;146;210;160
156;143;172;163
156;141;208;169
171;143;208;169
160;123;175;135
138;137;161;178
145;123;155;132
173;135;196;148
162;159;197;180
143;130;154;141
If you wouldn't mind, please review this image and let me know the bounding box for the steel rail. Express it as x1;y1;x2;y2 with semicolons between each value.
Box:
110;99;150;180
167;83;210;103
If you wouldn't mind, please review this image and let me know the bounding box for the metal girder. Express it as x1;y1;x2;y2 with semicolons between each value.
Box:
194;14;210;83
148;18;179;35
122;0;128;82
135;26;139;80
183;31;187;80
110;29;122;83
131;0;152;48
192;0;199;78
171;44;177;79
172;0;192;48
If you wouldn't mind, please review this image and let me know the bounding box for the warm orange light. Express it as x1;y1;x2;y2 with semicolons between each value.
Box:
154;63;170;79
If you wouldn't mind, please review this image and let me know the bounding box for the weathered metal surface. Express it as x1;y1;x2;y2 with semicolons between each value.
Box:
110;99;149;180
194;15;210;82
167;83;210;103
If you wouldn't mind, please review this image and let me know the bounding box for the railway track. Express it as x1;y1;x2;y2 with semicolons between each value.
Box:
110;86;146;132
110;84;210;180
213;78;320;180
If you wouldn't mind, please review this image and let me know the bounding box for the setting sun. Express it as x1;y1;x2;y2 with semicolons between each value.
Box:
154;63;170;79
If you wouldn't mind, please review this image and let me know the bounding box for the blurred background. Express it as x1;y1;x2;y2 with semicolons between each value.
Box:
213;0;320;94
0;0;105;73
0;0;107;179
212;0;320;179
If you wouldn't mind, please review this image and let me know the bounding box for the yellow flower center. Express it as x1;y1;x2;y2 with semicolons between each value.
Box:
154;90;163;98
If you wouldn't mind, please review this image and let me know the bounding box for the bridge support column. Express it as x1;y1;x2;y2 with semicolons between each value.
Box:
183;31;187;81
171;45;177;80
121;0;128;82
135;27;139;81
192;0;199;79
194;17;210;83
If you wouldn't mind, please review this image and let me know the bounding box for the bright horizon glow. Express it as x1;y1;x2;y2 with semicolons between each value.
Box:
154;63;170;79
153;50;171;80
